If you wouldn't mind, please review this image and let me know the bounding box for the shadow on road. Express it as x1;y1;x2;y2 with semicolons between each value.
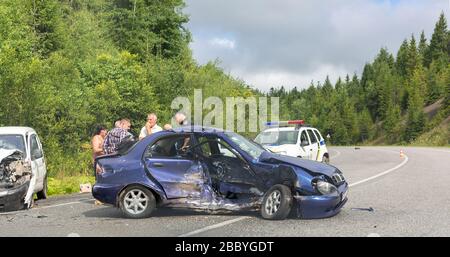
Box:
82;205;259;219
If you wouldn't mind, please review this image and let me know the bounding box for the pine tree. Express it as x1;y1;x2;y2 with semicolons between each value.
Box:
425;12;449;66
358;108;373;142
361;63;374;91
418;30;428;65
335;77;343;91
322;75;333;96
406;34;419;77
404;67;427;142
395;39;409;77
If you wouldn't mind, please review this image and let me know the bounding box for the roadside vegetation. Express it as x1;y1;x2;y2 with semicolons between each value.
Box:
0;0;256;188
0;1;448;195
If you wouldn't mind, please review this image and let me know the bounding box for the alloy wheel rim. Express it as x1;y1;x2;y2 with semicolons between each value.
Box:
124;189;149;215
265;190;281;215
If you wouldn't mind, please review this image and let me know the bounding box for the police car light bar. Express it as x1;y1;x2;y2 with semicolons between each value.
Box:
265;120;305;126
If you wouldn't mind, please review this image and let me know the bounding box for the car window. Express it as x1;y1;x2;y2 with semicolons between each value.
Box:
300;131;309;145
313;130;322;141
224;132;264;160
196;136;238;159
30;135;43;160
145;135;191;158
217;139;235;157
254;130;299;145
307;129;318;144
197;136;212;156
0;135;26;157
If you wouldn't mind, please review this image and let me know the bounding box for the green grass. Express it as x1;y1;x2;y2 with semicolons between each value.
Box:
411;123;449;146
47;175;96;196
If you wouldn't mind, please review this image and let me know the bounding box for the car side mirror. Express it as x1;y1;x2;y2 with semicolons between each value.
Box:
300;140;309;147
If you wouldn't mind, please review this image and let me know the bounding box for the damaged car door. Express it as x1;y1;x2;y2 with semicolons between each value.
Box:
195;135;264;197
143;134;203;199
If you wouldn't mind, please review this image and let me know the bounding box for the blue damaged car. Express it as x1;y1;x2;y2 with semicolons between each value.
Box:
92;126;348;220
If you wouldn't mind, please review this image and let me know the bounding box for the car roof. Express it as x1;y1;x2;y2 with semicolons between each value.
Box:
0;126;36;136
262;126;316;132
171;125;226;133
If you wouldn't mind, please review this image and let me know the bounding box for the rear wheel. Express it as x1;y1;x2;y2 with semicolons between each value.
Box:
119;185;156;219
36;175;48;200
260;184;293;220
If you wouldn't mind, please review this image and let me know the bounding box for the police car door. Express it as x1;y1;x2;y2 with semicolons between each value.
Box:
306;129;319;161
299;129;312;159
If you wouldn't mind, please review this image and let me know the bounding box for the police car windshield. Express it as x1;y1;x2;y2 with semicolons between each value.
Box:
254;131;299;145
224;132;265;159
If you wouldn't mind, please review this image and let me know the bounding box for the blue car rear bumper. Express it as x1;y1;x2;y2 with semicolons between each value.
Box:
92;183;124;206
294;183;348;219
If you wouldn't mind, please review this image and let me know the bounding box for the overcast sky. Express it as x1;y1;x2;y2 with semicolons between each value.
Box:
184;0;449;92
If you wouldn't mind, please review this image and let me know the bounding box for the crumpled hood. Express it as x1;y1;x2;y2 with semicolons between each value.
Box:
0;149;23;163
259;151;337;177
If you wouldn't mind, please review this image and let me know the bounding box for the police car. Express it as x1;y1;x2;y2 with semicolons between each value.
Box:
254;120;330;163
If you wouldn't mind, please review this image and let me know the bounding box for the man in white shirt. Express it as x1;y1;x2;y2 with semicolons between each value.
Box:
139;113;163;140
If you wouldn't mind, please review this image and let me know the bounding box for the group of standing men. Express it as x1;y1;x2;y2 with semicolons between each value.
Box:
91;112;188;160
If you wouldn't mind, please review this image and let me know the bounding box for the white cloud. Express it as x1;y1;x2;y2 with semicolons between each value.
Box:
233;64;351;92
185;0;450;91
208;37;236;49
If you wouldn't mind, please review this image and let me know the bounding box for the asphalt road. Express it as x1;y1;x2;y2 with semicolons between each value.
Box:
1;146;449;237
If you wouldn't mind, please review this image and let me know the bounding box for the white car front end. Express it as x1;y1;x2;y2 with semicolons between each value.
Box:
0;127;47;211
255;120;329;163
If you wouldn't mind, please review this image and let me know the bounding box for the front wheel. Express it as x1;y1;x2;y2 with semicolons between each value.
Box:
119;185;156;219
322;155;330;164
36;175;48;200
260;184;293;220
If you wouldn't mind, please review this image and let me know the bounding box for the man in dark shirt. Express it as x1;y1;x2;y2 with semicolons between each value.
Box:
103;118;133;154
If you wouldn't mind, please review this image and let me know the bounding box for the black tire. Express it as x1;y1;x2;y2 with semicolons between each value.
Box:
36;175;48;200
260;184;293;220
322;155;330;164
119;185;156;219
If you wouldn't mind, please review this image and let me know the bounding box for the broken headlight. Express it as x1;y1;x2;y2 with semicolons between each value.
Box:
315;180;338;196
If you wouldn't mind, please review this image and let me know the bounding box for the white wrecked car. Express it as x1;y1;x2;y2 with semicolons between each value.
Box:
0;127;48;211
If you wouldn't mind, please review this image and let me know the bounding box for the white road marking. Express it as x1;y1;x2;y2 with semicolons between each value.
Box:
0;198;94;215
35;199;94;210
178;216;249;237
349;154;409;187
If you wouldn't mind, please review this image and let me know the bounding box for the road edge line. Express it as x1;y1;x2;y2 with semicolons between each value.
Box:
349;154;409;187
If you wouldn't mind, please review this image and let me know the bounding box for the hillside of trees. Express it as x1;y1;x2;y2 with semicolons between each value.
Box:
0;0;255;176
266;13;449;146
